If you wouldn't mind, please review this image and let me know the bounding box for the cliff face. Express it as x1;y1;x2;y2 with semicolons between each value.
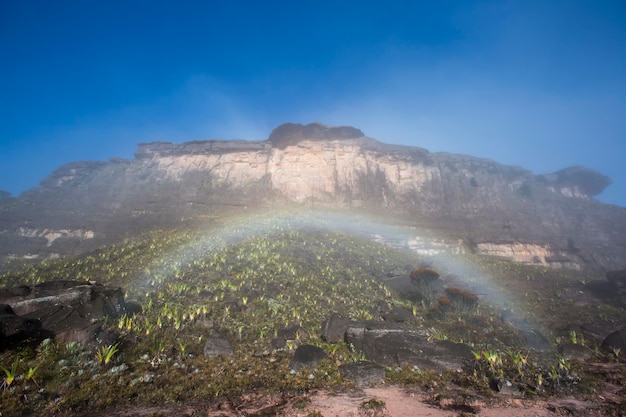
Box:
1;122;624;271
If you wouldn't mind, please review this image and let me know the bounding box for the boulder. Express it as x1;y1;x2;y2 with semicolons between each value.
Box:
289;344;327;372
23;304;103;345
339;361;385;388
0;304;49;350
321;312;351;343
380;306;414;323
606;270;626;305
203;333;234;358
277;324;309;341
0;280;127;347
606;270;626;290
601;329;626;353
566;322;620;346
519;328;552;351
345;321;472;370
268;122;364;149
269;324;310;351
2;280;126;318
557;342;596;361
541;166;611;198
490;377;518;395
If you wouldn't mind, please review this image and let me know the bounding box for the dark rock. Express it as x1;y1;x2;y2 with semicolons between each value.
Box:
601;328;626;353
541;166;611;197
339;361;385;388
519;328;552;351
203;333;234;358
95;329;117;347
77;285;126;319
268;122;364;149
32;280;88;294
124;301;143;316
0;285;31;301
270;337;286;350
0;304;47;350
23;304;103;345
557;342;595;361
10;284;92;315
289;344;327;372
321;312;352;343
269;324;309;350
606;270;626;304
346;321;406;353
606;270;626;289
380;306;414;323
490;377;517;395
345;321;472;370
0;280;127;346
277;324;308;341
4;281;125;319
566;322;620;346
1;304;15;315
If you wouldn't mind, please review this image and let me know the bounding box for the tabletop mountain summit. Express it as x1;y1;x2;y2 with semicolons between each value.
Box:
1;122;624;271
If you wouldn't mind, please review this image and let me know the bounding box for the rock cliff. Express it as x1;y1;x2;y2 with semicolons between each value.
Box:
1;122;625;271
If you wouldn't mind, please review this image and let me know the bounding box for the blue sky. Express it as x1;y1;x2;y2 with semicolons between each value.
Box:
1;0;625;206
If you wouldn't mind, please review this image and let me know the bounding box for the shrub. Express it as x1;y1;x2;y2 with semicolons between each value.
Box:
410;268;441;305
409;268;440;285
444;287;478;311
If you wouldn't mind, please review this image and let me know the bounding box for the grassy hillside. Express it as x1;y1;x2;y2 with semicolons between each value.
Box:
1;219;624;415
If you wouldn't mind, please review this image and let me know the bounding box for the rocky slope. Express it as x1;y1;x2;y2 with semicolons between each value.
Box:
1;122;625;271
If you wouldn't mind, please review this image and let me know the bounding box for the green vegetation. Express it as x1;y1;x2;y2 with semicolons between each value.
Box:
1;357;19;391
95;343;119;366
360;397;386;417
0;222;624;415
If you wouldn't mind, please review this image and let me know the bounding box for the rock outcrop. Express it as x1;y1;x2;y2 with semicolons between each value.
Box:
0;280;127;349
1;122;625;271
345;321;473;371
288;344;328;372
203;333;234;358
338;361;386;388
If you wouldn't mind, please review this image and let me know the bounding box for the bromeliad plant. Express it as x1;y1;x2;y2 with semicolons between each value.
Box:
467;347;581;396
24;364;40;387
95;343;120;366
1;358;19;391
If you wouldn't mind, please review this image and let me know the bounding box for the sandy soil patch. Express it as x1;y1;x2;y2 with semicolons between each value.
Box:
305;387;599;417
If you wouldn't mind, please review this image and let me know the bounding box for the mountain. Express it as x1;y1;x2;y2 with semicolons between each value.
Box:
1;122;625;271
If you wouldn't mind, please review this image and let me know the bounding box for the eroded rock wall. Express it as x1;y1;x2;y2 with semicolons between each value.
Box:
1;123;625;271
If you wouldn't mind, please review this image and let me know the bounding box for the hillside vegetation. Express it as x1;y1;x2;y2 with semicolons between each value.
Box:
1;218;625;415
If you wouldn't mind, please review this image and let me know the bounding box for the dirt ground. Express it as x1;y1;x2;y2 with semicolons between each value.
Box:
68;385;619;417
305;387;601;417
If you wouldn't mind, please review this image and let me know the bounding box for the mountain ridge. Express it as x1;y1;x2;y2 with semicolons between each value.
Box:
1;122;624;272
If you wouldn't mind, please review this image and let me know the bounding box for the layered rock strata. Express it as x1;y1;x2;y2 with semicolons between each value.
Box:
1;123;624;271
